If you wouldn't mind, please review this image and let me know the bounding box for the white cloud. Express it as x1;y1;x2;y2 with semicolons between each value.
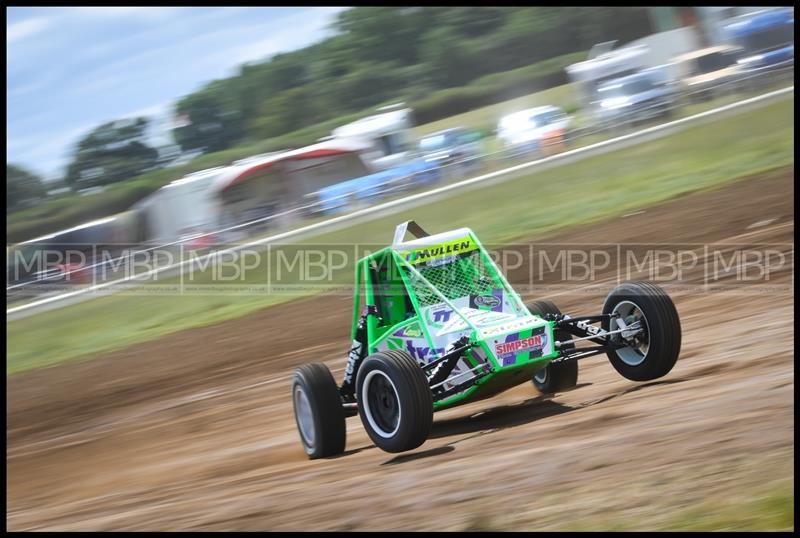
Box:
7;122;96;177
124;102;171;119
74;7;183;21
6;16;51;44
8;78;48;98
226;7;345;66
69;7;345;98
7;7;350;178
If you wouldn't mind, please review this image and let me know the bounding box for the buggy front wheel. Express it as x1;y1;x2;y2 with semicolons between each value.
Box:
602;281;681;381
356;350;433;453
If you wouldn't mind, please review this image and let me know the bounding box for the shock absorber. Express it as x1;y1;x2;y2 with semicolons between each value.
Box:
339;305;378;401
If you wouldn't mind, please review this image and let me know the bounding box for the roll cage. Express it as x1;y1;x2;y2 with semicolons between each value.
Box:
339;221;642;410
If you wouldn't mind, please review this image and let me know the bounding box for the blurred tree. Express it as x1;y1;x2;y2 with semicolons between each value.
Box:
173;81;245;153
444;7;508;38
333;7;426;66
249;85;324;139
7;164;46;210
65;117;159;189
73;7;658;167
421;27;481;87
334;61;404;110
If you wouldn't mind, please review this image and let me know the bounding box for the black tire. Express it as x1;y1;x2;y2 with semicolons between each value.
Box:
356;350;433;453
292;363;346;459
526;300;579;393
601;281;681;382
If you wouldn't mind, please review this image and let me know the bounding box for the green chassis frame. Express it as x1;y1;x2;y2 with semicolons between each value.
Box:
342;226;560;412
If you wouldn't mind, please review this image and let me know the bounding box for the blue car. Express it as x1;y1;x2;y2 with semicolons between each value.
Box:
314;159;441;216
725;8;794;75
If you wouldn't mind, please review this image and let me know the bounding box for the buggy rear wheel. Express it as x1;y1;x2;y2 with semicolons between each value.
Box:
527;300;578;394
356;350;433;453
602;281;681;381
292;363;346;459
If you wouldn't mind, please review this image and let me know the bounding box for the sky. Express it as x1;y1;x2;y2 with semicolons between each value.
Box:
7;6;349;182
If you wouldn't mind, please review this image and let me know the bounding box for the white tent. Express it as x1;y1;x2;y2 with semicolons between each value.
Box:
133;138;374;244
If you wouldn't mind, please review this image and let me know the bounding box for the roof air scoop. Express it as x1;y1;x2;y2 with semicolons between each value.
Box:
393;221;430;246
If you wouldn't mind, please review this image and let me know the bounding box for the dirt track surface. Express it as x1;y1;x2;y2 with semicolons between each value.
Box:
7;170;795;530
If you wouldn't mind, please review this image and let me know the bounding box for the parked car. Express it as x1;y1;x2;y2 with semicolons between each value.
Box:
593;69;675;129
497;106;571;157
418;127;485;174
311;158;441;217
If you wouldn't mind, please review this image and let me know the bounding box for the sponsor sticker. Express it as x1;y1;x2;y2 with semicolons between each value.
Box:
493;327;550;366
402;326;422;338
496;334;545;356
480;317;537;337
426;304;455;326
474;294;501;308
436;307;515;336
399;236;477;266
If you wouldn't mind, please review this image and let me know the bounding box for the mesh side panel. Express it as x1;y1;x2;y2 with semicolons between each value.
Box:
403;250;505;308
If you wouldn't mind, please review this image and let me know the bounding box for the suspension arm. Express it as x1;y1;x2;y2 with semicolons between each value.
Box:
549;345;617;364
425;338;473;387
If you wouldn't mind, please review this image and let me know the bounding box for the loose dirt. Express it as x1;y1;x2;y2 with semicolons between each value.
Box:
7;169;794;530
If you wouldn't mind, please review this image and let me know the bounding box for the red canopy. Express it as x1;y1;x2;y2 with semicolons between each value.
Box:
212;139;371;192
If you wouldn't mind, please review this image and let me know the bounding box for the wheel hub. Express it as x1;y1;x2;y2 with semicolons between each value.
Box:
363;370;401;438
611;301;650;366
293;386;315;447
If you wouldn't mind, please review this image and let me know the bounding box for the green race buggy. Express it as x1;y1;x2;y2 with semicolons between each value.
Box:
292;221;681;458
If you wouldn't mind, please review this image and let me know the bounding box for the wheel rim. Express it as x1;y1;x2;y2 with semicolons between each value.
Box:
293;385;315;447
611;300;650;366
534;367;548;384
362;370;401;439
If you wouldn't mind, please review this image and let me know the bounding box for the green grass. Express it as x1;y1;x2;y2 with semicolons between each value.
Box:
6;96;794;375
313;95;794;245
563;482;794;532
659;484;794;531
463;450;795;531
